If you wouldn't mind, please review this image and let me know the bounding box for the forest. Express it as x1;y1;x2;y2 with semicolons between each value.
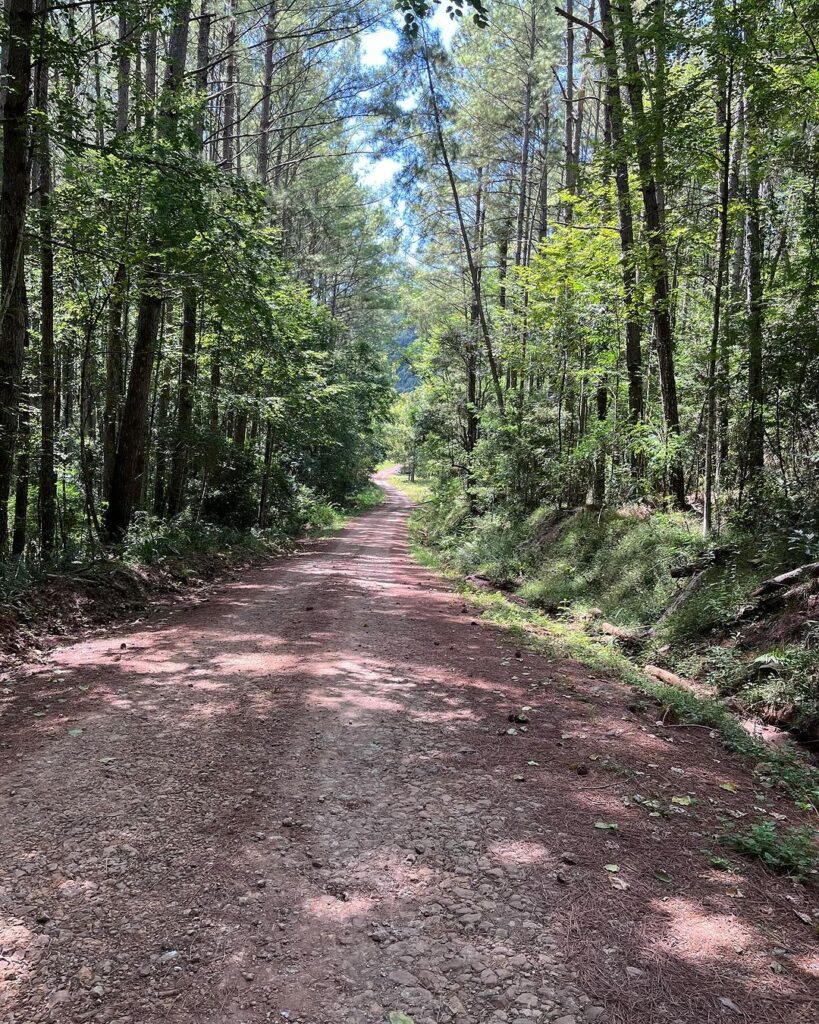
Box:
1;0;818;727
2;4;819;1021
382;0;819;740
0;0;399;572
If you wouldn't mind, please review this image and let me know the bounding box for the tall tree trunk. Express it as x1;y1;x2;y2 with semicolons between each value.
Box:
258;420;274;527
152;359;171;517
704;53;733;535
167;294;197;517
718;93;745;479
563;0;575;220
194;0;211;145
598;0;644;460
36;48;56;555
514;4;536;268
167;2;210;518
615;0;686;507
257;3;277;184
103;265;127;497
592;378;608;508
103;3;192;542
144;26;157;128
745;91;765;483
0;0;34;552
422;37;505;414
222;0;237;172
116;6;130;137
12;374;29;556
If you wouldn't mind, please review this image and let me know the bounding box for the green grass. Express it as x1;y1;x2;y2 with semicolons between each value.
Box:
387;471;433;504
519;508;705;625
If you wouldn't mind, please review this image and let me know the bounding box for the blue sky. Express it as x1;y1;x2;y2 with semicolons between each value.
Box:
356;8;460;189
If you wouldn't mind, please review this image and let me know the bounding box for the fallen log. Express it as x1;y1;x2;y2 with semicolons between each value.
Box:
595;621;648;652
733;574;819;623
751;560;819;598
644;664;702;692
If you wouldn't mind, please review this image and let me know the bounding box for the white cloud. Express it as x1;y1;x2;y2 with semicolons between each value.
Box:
360;27;399;67
360;156;401;189
430;5;461;46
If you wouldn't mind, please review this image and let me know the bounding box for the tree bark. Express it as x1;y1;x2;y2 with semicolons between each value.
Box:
598;0;643;452
422;37;505;414
0;0;34;553
12;374;30;556
103;2;192;542
36;47;57;555
615;0;686;507
703;42;733;535
258;3;277;183
222;0;237;172
745;91;765;482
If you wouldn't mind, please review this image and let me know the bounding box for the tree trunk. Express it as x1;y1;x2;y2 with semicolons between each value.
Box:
599;0;643;455
152;358;171;517
615;0;686;507
167;291;197;517
514;4;536;268
0;0;34;553
258;420;274;527
258;4;277;183
563;0;575;219
222;0;237;172
12;375;29;556
422;38;505;414
745;91;765;483
103;3;192;542
36;49;57;555
102;264;127;497
116;7;130;136
703;46;733;536
592;378;608;508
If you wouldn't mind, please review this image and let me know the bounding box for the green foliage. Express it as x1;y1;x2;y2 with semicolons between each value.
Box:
726;821;819;884
519;509;705;624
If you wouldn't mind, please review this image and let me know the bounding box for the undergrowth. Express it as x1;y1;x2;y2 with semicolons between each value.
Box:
725;821;819;884
0;483;383;602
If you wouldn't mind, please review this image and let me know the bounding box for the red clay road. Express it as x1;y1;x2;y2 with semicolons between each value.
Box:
1;468;817;1024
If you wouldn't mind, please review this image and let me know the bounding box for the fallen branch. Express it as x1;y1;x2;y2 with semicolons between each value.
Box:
644;664;702;692
751;561;819;598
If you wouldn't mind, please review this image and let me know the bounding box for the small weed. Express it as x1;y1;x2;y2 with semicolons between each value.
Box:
725;821;819;884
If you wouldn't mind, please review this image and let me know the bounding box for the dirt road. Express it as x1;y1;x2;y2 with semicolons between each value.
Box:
1;469;817;1024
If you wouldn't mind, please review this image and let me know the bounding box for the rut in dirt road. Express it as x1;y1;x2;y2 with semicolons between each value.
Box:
1;469;817;1024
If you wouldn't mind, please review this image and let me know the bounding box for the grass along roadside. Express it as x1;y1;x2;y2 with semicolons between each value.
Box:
380;467;433;504
406;521;819;818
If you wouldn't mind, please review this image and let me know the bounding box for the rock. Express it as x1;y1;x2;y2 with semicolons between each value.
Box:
480;969;499;985
389;968;419;987
583;1008;605;1021
515;993;538;1008
554;1017;577;1024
